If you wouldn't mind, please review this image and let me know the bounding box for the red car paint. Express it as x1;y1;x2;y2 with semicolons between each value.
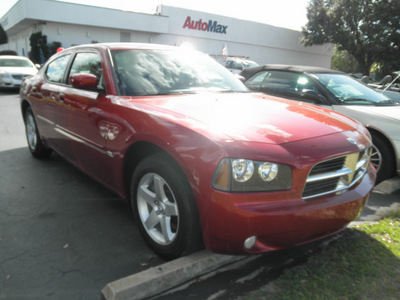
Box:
20;43;375;256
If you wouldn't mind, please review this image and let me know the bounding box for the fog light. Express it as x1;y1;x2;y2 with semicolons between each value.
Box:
244;236;257;250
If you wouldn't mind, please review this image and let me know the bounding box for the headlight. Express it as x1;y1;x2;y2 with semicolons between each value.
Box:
0;72;11;80
211;158;292;192
232;159;254;182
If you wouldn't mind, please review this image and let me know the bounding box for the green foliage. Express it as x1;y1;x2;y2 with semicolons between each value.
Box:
244;217;400;299
29;32;62;64
48;41;62;56
331;45;361;73
302;0;400;75
29;32;48;64
0;24;8;45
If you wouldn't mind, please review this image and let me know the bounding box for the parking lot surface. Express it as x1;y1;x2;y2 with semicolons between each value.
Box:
0;92;165;300
1;91;399;300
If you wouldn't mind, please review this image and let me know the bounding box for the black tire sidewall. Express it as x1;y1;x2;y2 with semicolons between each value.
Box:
24;107;38;153
372;133;395;184
130;153;202;260
24;107;51;158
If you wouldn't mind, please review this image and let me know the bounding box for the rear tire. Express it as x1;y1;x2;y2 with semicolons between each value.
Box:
130;153;203;260
24;107;52;158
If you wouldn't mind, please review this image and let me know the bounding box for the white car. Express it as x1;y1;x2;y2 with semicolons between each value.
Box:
0;56;38;89
225;58;258;74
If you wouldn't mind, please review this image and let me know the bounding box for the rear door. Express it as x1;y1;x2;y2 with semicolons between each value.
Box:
37;54;73;157
60;50;115;183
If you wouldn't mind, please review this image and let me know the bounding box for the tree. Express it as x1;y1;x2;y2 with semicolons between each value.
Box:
331;46;361;74
302;0;400;75
0;24;8;45
29;32;48;64
48;41;62;56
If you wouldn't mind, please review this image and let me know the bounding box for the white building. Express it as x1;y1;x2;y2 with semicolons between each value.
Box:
0;0;333;67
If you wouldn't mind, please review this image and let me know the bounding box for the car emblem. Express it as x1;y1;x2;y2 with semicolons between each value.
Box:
99;121;121;140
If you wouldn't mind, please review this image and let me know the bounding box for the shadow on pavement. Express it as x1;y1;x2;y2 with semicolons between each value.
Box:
0;148;165;300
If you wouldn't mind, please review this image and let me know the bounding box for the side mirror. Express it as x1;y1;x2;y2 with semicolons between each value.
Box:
70;73;98;89
300;89;324;103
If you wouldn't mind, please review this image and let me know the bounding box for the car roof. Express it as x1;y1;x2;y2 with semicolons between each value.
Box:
65;42;180;52
0;55;31;60
240;64;344;80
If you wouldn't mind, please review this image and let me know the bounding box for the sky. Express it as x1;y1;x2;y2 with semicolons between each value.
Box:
0;0;310;31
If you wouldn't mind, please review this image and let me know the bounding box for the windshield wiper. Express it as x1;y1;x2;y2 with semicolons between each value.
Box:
340;98;376;104
376;100;400;106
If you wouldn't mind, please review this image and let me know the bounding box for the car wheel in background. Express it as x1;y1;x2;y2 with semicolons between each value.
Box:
370;133;395;184
24;107;52;158
130;153;203;260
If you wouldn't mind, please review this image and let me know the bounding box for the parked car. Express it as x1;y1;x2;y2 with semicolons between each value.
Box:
225;57;258;74
20;44;375;259
367;71;400;102
241;65;400;184
0;56;38;89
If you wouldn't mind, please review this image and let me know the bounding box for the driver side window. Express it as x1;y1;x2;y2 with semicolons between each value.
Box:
260;71;320;101
68;52;105;90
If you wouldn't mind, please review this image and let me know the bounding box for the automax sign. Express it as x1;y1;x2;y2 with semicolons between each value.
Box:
183;16;228;34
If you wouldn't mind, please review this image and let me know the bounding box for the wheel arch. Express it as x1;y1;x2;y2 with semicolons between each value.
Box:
367;127;396;162
20;99;31;122
367;127;398;180
122;141;197;204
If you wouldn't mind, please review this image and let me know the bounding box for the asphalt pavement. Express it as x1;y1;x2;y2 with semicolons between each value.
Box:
0;92;166;300
1;90;399;300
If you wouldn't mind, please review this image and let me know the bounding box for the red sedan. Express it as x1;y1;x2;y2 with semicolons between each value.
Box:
20;43;376;259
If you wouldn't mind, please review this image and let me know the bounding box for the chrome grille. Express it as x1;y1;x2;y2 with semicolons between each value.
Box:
302;148;371;200
309;156;345;176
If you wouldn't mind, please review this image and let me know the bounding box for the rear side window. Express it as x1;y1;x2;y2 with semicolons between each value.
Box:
261;71;300;94
246;71;270;90
45;55;71;83
259;71;319;100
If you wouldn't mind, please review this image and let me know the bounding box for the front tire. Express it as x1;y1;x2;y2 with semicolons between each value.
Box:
130;153;203;260
24;107;51;158
370;133;395;184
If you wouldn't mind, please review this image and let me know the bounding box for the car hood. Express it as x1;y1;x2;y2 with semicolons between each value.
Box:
0;67;37;75
334;105;400;122
120;93;361;145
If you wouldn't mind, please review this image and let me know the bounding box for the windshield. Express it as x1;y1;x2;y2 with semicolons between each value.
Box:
313;73;398;105
0;58;34;68
111;49;248;96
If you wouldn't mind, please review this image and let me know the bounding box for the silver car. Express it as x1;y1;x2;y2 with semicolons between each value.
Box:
0;56;38;89
241;65;400;184
368;71;400;102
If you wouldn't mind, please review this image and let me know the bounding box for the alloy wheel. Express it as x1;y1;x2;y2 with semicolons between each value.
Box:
370;144;382;173
26;113;38;151
136;173;179;245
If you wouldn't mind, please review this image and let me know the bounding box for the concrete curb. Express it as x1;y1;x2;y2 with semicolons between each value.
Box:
374;176;400;194
102;177;400;300
101;250;246;300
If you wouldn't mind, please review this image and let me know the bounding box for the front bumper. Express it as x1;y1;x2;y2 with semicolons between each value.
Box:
0;75;28;88
202;164;375;254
